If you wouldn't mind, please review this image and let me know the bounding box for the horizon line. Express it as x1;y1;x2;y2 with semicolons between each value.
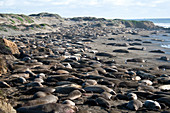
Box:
0;12;170;20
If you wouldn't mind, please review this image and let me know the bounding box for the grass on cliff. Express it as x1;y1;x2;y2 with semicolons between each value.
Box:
0;27;8;32
20;14;34;23
7;25;19;30
9;19;15;24
0;13;34;24
119;19;149;25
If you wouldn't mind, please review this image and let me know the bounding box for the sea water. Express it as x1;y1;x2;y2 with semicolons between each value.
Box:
131;18;170;54
150;33;170;54
132;18;170;28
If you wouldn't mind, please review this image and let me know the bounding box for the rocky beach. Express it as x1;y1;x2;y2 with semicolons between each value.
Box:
0;13;170;113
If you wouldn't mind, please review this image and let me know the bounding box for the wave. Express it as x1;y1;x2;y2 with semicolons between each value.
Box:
161;44;170;48
154;23;170;28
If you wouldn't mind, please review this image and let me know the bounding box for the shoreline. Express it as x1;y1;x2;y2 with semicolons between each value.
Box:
0;19;170;113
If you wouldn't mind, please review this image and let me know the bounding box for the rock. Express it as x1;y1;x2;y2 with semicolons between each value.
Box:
0;55;16;75
17;103;76;113
2;38;20;54
0;99;16;113
126;100;143;111
144;100;161;109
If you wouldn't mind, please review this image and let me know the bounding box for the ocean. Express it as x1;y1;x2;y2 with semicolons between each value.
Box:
127;18;170;54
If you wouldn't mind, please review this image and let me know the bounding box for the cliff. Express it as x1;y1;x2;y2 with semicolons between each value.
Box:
0;38;19;75
119;19;159;29
0;12;161;35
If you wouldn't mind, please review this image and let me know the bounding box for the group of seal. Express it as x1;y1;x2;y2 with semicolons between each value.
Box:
0;20;169;113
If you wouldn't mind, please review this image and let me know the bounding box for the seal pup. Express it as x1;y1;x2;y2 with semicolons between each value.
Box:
144;100;161;109
67;90;82;100
126;100;143;111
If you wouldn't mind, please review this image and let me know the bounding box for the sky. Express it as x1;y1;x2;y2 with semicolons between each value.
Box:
0;0;169;19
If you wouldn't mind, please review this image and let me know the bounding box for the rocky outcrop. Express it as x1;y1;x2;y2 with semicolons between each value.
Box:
3;39;20;55
120;20;158;29
0;38;19;75
0;99;16;113
29;12;62;19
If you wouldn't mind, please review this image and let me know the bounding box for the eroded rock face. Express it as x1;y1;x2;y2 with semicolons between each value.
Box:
0;99;16;113
0;38;19;74
3;38;20;55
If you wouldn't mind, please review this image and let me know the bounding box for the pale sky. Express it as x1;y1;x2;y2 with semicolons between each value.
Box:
0;0;169;19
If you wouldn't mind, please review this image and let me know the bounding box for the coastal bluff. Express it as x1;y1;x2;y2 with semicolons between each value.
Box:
0;12;161;36
0;38;19;75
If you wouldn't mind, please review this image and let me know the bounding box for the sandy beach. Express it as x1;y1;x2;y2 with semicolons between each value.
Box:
0;13;170;113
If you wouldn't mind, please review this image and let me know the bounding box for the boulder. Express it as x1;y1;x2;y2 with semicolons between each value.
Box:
0;99;16;113
2;38;20;55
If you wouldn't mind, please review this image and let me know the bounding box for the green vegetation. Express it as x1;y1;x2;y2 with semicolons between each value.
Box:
6;25;19;30
25;17;34;23
40;23;47;27
119;19;148;25
0;27;7;32
16;16;23;22
20;14;34;23
9;19;15;24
